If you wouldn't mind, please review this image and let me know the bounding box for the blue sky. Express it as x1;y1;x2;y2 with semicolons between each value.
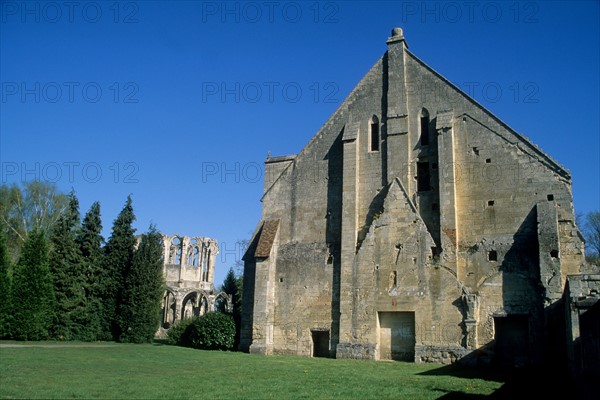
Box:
1;0;599;286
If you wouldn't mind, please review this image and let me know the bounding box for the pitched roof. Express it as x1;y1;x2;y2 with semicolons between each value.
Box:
254;219;280;258
242;219;280;261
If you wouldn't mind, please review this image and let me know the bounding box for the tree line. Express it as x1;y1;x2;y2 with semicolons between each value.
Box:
0;182;165;343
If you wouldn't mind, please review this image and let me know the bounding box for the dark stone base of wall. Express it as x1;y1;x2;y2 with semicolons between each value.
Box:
335;342;376;359
415;345;470;364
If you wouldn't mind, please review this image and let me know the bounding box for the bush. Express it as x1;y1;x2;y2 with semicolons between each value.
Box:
188;312;235;350
166;318;195;346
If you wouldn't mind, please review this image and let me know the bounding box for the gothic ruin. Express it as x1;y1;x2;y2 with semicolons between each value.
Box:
240;28;592;368
156;234;229;337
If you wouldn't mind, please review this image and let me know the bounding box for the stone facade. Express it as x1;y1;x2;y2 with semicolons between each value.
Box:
155;234;229;337
240;29;586;365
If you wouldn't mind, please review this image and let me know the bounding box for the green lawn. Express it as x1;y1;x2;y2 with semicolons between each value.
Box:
0;342;504;399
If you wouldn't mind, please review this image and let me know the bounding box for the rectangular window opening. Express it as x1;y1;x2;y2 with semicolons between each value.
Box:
417;162;430;192
488;200;495;207
488;250;498;261
420;117;429;146
370;123;380;152
547;194;554;201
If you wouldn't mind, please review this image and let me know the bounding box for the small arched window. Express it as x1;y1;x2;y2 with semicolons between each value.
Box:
420;108;430;146
370;115;380;152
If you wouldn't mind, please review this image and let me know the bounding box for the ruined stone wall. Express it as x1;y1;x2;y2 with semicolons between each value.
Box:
564;274;600;379
156;234;227;339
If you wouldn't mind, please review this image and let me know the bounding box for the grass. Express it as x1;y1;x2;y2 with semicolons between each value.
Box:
0;342;504;399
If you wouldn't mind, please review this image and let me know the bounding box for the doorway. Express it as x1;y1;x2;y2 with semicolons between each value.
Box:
311;329;330;358
494;314;530;367
378;312;415;361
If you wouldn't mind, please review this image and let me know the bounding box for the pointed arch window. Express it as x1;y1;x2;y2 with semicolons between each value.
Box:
170;237;182;265
190;247;199;267
370;115;380;152
420;108;430;146
202;247;209;281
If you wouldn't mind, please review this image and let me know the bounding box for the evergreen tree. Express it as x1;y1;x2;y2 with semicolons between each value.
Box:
119;225;165;343
220;267;243;347
101;195;136;340
48;192;92;340
11;230;54;340
0;231;12;338
77;201;104;340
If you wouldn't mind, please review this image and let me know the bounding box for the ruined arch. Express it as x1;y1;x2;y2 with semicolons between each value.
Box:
181;290;210;320
169;236;182;265
161;289;177;329
212;291;231;313
188;246;200;267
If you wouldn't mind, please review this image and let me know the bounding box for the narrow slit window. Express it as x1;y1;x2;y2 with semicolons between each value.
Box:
420;109;430;146
370;115;380;152
417;162;430;192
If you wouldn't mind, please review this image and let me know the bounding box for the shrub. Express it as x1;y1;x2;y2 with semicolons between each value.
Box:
166;318;195;346
183;312;235;351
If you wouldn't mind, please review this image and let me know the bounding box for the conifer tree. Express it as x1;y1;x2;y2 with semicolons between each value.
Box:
102;195;136;340
119;225;165;343
49;192;88;340
77;201;104;340
11;230;54;340
0;231;12;338
220;267;243;347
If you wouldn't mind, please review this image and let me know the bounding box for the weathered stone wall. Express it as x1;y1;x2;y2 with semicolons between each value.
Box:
241;28;586;365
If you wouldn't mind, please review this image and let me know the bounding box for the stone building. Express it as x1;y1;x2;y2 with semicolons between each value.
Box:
240;28;587;366
156;234;229;337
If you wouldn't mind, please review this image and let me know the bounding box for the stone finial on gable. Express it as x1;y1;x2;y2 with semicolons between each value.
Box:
387;27;407;46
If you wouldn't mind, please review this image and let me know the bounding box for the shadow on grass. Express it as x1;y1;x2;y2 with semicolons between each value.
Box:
418;363;505;382
420;363;582;399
